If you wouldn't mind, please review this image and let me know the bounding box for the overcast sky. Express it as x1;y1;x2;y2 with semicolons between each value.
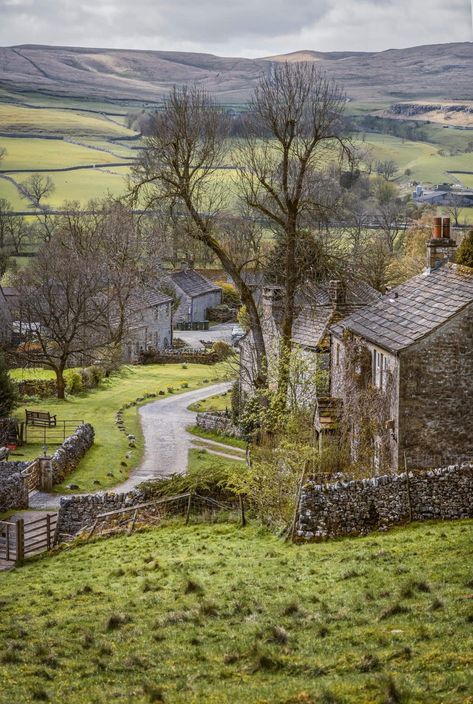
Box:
1;0;472;56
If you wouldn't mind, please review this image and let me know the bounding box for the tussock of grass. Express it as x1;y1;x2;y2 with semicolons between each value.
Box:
0;521;472;703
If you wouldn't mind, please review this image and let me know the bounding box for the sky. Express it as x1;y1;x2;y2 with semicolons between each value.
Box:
0;0;472;57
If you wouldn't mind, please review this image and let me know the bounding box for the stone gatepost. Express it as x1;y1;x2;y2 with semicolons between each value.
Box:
39;457;53;491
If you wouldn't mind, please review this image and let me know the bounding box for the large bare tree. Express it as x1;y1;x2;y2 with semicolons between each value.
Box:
129;86;268;387
236;62;350;402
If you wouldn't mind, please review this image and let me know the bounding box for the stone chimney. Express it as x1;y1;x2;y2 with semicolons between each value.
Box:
262;285;285;327
427;217;457;272
328;280;347;309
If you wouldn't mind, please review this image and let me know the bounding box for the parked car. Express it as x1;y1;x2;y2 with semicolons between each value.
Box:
231;324;245;346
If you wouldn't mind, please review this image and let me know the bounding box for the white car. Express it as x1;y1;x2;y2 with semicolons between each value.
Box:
231;324;245;346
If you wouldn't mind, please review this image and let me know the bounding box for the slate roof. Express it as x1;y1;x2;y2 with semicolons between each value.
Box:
331;263;473;353
171;270;222;298
130;289;173;312
292;281;381;350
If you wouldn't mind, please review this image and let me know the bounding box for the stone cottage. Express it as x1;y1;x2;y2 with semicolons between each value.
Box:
239;279;380;406
329;217;473;471
170;269;222;324
123;290;173;363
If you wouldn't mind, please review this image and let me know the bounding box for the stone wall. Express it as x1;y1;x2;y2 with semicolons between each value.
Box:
0;462;29;512
196;411;244;439
296;463;473;541
51;424;95;483
56;488;147;539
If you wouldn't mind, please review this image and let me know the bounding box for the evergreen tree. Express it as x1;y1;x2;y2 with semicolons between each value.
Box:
456;230;473;268
0;355;16;417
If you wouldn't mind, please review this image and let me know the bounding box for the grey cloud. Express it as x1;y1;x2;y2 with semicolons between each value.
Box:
0;0;471;53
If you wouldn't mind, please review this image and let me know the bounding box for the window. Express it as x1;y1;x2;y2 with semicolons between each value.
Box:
373;349;389;390
373;436;382;473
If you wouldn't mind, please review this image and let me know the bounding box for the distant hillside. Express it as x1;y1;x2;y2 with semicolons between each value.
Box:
0;42;472;104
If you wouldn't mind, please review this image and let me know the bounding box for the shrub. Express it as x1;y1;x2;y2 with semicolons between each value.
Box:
210;340;232;361
89;365;105;386
215;281;241;307
65;370;83;395
456;229;473;268
0;355;18;415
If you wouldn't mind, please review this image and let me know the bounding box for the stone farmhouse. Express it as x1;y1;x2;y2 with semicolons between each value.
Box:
329;217;473;472
170;269;222;325
123;290;173;363
239;279;380;403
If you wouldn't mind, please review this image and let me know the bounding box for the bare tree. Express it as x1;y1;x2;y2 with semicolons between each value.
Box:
14;231;110;398
445;195;463;227
129;85;267;386
14;199;165;397
21;174;58;242
371;178;406;252
375;159;398;181
236;62;350;402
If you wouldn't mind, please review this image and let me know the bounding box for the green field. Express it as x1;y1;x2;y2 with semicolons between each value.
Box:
0;103;134;138
0;137;127;171
0;519;472;703
11;363;231;493
359;134;473;185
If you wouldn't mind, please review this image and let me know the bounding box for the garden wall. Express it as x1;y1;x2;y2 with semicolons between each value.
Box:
0;462;29;512
196;411;244;439
140;349;220;365
295;463;473;541
51;424;95;483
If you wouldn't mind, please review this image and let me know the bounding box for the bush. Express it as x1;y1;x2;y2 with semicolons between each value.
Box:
65;370;83;395
0;356;17;416
89;365;105;386
215;281;241;307
210;341;232;361
456;229;473;268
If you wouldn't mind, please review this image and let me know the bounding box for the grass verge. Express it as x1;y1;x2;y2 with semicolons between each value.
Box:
187;424;247;450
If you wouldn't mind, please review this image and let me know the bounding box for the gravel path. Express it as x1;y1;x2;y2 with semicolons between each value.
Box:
28;381;231;509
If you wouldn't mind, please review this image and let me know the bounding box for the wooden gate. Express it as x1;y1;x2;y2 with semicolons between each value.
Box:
0;513;58;565
20;460;42;492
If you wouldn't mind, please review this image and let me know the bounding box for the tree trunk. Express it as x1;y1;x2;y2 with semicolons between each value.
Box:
276;220;297;406
55;367;66;400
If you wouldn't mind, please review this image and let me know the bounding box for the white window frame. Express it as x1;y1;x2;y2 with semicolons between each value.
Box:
373;349;389;390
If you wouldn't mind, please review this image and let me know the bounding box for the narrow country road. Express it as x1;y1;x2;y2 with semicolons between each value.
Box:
28;381;232;510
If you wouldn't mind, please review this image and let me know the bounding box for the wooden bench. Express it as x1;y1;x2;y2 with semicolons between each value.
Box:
25;410;57;428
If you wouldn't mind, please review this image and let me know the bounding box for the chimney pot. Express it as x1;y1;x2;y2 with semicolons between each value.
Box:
433;217;442;239
328;280;346;308
442;217;451;240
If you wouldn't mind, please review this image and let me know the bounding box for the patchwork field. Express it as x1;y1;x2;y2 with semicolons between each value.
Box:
0;519;472;703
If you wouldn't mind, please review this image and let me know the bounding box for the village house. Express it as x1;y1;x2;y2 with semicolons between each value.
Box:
123;290;173;363
239;279;380;406
170;269;222;325
329;217;473;472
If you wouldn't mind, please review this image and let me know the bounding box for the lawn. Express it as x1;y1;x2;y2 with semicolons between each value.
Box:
11;363;231;493
0;520;471;703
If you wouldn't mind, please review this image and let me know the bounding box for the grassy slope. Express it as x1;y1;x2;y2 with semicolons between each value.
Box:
188;388;232;413
11;364;229;493
0;520;472;703
0;104;133;137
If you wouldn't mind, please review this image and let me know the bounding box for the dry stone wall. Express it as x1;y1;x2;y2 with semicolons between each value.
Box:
0;462;29;512
51;424;95;483
296;463;473;541
196;412;244;439
56;489;147;539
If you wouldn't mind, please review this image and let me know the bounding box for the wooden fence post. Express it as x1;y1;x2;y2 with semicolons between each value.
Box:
15;519;24;566
185;492;193;525
239;495;246;527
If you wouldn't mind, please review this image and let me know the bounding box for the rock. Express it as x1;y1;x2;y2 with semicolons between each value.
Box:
121;461;128;467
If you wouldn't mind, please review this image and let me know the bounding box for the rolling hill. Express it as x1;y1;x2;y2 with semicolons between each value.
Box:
0;42;472;105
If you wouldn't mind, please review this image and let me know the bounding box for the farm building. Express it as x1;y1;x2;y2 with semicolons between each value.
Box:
123;290;173;363
329;217;473;472
170;269;222;324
